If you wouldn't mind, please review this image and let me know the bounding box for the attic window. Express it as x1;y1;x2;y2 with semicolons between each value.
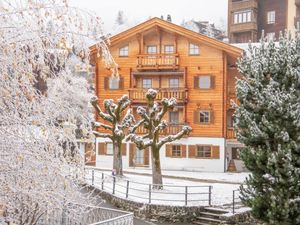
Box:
119;45;129;57
189;43;199;55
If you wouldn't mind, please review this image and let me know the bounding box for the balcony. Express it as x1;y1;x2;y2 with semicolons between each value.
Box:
128;88;188;103
231;0;257;12
137;54;179;70
296;0;300;6
227;127;237;139
230;22;257;33
136;124;187;135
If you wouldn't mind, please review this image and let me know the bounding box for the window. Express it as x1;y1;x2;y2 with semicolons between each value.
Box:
147;46;157;54
200;111;210;124
233;10;252;24
109;77;120;89
172;145;181;157
169;78;179;88
106;143;113;155
198;76;211;89
119;45;129;57
196;145;212;158
266;32;275;41
142;79;152;89
189;43;200;55
267;11;275;24
164;45;174;54
135;148;144;164
169;111;179;124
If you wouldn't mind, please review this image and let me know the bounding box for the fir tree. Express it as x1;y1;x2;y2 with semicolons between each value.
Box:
235;33;300;224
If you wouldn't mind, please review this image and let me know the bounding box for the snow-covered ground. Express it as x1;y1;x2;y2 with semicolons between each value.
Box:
86;170;242;207
88;167;249;184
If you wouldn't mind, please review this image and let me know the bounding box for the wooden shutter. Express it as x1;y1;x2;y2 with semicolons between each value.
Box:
129;143;136;167
181;145;187;158
194;76;199;89
144;147;150;165
119;77;124;89
98;143;106;155
104;77;109;90
210;76;215;89
211;146;220;159
194;110;200;124
165;144;172;157
210;110;214;124
188;145;196;158
121;143;127;156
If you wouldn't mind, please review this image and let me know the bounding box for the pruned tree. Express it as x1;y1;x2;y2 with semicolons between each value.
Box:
91;95;134;176
0;0;117;224
235;33;300;224
127;89;192;188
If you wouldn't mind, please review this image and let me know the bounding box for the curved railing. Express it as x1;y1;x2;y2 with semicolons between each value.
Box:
85;168;213;207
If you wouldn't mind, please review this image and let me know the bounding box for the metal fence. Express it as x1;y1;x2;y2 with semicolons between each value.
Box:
232;189;241;214
37;206;133;225
85;168;213;206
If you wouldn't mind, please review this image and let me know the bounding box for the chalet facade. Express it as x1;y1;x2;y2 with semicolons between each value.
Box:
91;18;245;172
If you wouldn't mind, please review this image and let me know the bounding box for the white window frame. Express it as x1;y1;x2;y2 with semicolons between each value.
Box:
199;76;211;89
142;78;152;89
169;111;179;124
196;145;212;158
147;45;157;54
199;111;210;124
169;78;179;88
267;11;275;24
106;143;113;155
189;43;200;55
164;45;174;54
109;77;120;90
119;45;129;57
172;145;181;157
233;10;252;24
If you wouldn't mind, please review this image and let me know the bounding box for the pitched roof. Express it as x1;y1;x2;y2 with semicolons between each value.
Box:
91;17;242;57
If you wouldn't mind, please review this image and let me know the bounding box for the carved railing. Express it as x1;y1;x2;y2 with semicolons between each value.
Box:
135;124;186;135
230;0;257;12
129;88;187;102
137;54;179;69
227;127;237;139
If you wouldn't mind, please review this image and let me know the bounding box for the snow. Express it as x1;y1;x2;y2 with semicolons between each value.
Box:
86;169;244;207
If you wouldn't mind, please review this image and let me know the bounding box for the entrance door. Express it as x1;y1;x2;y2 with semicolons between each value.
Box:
129;144;149;167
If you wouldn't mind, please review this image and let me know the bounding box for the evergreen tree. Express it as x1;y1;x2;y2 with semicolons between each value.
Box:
235;34;300;224
115;10;125;25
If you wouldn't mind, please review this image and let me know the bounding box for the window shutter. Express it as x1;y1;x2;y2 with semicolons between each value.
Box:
194;76;199;89
119;77;124;89
210;110;214;124
194;110;200;124
98;143;106;155
188;145;196;158
212;146;220;159
181;145;186;158
104;77;109;90
121;143;127;156
129;143;136;167
210;76;215;89
165;144;172;157
144;147;150;165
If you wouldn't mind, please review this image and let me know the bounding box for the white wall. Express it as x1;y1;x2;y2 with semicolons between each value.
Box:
96;137;226;172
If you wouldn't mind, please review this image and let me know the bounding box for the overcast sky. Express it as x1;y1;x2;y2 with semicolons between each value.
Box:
69;0;228;33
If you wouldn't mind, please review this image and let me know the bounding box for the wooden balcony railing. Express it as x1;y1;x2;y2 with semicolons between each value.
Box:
136;124;187;135
227;127;237;139
128;88;187;103
137;54;179;70
230;22;257;33
230;0;257;12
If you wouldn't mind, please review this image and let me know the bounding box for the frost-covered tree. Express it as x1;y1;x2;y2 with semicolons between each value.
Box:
91;95;134;176
235;34;300;224
115;10;125;25
0;0;116;224
127;89;192;188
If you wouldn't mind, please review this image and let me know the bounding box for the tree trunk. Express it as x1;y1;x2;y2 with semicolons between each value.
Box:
151;146;163;189
113;140;123;176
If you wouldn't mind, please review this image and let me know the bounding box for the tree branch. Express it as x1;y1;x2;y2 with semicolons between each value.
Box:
93;131;113;140
94;122;113;131
90;97;113;122
157;126;192;149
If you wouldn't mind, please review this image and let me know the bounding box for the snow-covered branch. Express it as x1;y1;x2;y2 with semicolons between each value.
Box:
158;126;192;149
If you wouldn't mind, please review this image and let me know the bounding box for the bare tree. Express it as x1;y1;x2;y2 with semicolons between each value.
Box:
91;95;134;176
127;89;192;189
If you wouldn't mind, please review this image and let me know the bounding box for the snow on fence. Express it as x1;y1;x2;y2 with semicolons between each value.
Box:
85;168;213;206
37;206;133;225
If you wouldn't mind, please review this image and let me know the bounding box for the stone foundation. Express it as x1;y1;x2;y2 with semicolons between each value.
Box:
220;211;265;225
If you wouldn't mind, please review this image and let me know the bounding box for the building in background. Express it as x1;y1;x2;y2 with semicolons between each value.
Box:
182;20;226;41
91;17;245;172
228;0;297;43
